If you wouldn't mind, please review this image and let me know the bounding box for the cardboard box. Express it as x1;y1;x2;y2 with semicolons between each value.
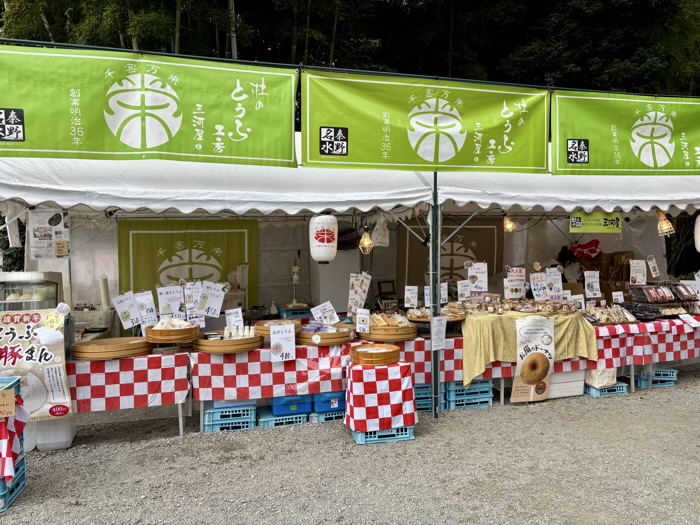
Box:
576;251;634;282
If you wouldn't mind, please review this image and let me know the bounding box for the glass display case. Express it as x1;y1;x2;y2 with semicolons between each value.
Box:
0;272;63;312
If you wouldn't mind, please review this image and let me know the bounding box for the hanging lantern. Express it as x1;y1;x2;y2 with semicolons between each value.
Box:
359;226;373;255
309;214;338;263
503;212;517;233
657;210;675;237
694;216;700;253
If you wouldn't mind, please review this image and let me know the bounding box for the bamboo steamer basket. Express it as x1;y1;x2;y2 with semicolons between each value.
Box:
351;344;400;366
254;320;301;337
145;325;200;344
72;347;153;361
357;324;417;343
194;335;264;354
72;338;153;361
297;328;353;347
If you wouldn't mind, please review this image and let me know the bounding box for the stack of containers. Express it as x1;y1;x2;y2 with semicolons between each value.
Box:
258;395;312;428
446;379;494;410
0;377;26;513
309;392;346;423
203;400;257;433
413;384;446;413
635;368;679;389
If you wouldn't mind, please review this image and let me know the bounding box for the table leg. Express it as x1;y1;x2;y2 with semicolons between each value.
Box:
200;401;204;433
500;378;505;406
178;403;184;439
186;395;192;417
629;363;635;393
646;363;654;390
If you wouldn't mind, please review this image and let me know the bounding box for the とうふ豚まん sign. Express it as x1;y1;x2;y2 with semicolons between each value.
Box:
302;70;549;171
0;45;297;166
553;90;700;175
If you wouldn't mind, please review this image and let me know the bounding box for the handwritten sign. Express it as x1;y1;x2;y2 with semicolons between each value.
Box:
507;267;526;281
111;291;142;330
185;282;205;328
347;273;361;313
457;280;471;301
430;316;448;351
404;286;418;308
270;324;296;362
424;286;431;308
225;308;244;330
584;271;602;298
311;301;340;325
530;272;548;301
572;294;585;311
630;260;647;285
545;268;564;300
134;291;158;329
647;255;661;278
0;390;16;417
612;291;625;303
44;312;64;331
468;262;488;293
356;308;370;334
440;282;448;304
197;281;226;318
157;285;185;320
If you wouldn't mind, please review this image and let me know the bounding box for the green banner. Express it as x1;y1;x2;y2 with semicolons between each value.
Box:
569;212;622;233
118;220;258;307
302;70;549;171
553;90;700;175
0;45;297;166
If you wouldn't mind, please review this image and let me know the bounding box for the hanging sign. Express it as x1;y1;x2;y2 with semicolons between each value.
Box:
424;286;432;308
569;212;622;234
630;260;647;286
440;282;448;304
430;316;448;351
468;263;488;293
311;301;340;325
457;280;471;301
303;70;548;172
28;211;70;259
647;255;661;278
347;273;361;313
404;286;419;308
270;324;296;362
511;317;555;403
133;291;158;329
197;281;226;318
584;271;602;298
157;285;185;320
553;90;700;175
0;44;298;166
111;291;142;330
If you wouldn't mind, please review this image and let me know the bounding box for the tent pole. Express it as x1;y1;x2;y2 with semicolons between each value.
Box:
430;171;441;418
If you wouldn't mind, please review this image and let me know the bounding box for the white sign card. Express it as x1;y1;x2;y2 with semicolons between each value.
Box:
270;323;296;362
354;272;372;310
612;291;625;303
562;290;573;300
311;301;340;325
430;316;448;351
112;291;142;330
647;255;660;278
545;268;564;300
424;286;431;308
28;210;71;259
507;267;526;281
197;281;226;318
679;313;700;328
347;273;361;313
134;291;158;329
571;294;585;311
681;280;700;297
468;262;488;293
440;282;448;304
404;286;419;308
185;281;205;328
157;285;185;320
530;272;548;301
356;308;370;333
584;271;602;298
630;260;647;285
225;308;244;329
503;278;526;300
511;316;555;403
457;280;471;301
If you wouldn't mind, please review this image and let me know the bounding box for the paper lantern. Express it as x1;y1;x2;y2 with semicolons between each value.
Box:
309;214;338;263
695;216;700;252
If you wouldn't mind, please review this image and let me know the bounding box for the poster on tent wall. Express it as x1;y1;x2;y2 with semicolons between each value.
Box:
553;90;700;175
302;70;549;172
117;220;258;313
0;310;72;421
397;219;503;291
0;45;297;166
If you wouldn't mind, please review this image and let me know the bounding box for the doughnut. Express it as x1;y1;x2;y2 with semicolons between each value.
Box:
520;353;550;385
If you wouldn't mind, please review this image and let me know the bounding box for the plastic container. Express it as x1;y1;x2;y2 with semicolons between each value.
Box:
270;395;312;416
312;392;346;413
22;422;37;452
36;417;76;451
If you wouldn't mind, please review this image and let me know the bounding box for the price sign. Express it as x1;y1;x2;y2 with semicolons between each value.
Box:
197;281;226;318
647;255;660;278
185;282;205;328
503;277;526;300
134;291;158;329
530;272;548;301
457;280;471;301
630;260;647;285
225;308;244;329
507;267;526;281
562;290;573;300
545;268;564;300
0;390;16;418
311;301;340;325
111;291;142;330
157;285;185;320
430;316;448;351
468;262;488;293
571;294;585;311
356;308;370;334
612;291;625;303
679;314;700;328
404;286;418;308
270;324;296;362
44;312;64;331
347;273;361;313
440;282;448;304
584;271;602;298
424;286;431;308
53;240;69;257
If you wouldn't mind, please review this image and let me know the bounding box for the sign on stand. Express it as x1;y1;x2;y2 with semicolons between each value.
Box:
356;308;370;334
468;263;488;293
511;317;555;403
270;324;296;362
134;291;158;329
311;301;340;325
404;286;418;308
185;282;205;328
584;271;602;298
457;280;471;301
197;281;226;318
157;286;185;320
111;291;142;330
225;308;244;329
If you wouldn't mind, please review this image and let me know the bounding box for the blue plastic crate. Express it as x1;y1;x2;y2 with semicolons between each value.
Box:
313;392;346;413
635;376;677;389
309;410;345;424
258;406;308;428
639;368;679;381
447;393;493;411
415;397;446;413
203;403;256;425
0;462;26;513
277;306;312;319
446;380;493;401
352;426;415;445
584;382;628;398
213;399;258;409
0;377;20;398
203;419;256;433
270;395;312;416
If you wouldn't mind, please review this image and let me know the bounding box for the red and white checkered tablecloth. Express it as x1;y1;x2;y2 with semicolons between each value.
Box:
344;361;417;433
66;353;190;413
189;345;352;402
0;396;28;485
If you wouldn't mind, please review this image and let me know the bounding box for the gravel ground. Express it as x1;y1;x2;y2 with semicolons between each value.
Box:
6;366;700;525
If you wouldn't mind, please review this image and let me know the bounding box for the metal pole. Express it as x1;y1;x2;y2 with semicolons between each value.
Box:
430;172;441;418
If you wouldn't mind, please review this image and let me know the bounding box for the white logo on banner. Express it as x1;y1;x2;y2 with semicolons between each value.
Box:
630;111;675;168
407;98;466;163
157;248;222;286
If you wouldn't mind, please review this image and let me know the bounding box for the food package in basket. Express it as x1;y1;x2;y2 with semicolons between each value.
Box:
585;368;617;389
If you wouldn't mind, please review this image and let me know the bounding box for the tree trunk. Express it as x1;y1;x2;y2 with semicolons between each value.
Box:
290;0;299;63
329;0;339;66
174;0;182;54
118;31;126;48
127;9;139;50
39;9;54;42
215;20;220;57
303;0;311;63
229;0;238;60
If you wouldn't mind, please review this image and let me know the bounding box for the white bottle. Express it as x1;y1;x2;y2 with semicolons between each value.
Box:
269;301;278;315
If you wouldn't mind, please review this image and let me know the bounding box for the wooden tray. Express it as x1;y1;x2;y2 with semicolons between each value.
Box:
351;344;400;366
297;329;353;347
408;314;466;323
146;325;200;344
194;335;264;354
255;320;301;337
357;324;417;343
73;337;152;353
72;347;152;361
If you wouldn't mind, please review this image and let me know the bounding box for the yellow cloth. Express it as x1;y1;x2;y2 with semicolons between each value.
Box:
461;312;597;386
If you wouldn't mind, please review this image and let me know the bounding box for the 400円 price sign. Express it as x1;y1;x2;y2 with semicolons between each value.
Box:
302;70;549;172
